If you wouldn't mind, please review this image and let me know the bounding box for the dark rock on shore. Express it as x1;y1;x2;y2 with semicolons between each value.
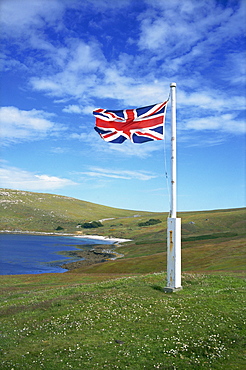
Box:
60;246;116;270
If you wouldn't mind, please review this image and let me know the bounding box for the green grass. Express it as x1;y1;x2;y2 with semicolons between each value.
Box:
0;188;148;233
1;190;244;276
1;189;245;242
1;189;246;368
70;234;245;277
182;232;238;242
0;273;245;369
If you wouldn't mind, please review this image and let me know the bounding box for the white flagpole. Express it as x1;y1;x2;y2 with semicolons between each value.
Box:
164;82;182;292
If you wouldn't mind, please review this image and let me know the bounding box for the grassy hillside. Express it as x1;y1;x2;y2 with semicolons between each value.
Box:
1;188;245;276
1;188;245;237
0;188;147;233
1;190;245;368
1;273;245;369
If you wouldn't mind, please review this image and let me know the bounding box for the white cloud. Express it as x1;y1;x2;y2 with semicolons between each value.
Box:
62;104;95;115
70;131;96;143
1;0;245;142
183;114;246;134
30;40;105;99
80;167;156;181
91;70;168;107
0;106;64;145
176;88;246;135
82;105;96;115
70;129;166;158
219;51;246;86
179;133;227;148
0;0;67;35
50;147;69;154
136;0;246;101
63;105;83;114
138;0;244;55
23;1;244;133
178;89;245;112
107;139;165;158
0;165;77;191
0;53;29;72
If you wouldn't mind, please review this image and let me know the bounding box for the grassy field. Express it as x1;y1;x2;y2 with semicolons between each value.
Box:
0;189;245;368
0;273;245;369
65;208;245;276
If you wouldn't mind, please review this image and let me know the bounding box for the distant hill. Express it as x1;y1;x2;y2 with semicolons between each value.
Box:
0;188;147;233
0;188;245;236
0;188;245;275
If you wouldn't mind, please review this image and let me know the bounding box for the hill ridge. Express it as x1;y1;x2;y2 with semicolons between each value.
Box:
0;188;245;275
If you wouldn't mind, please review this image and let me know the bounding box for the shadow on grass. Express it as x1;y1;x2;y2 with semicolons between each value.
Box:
151;284;165;292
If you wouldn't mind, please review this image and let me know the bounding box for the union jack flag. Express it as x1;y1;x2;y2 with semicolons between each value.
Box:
93;101;168;144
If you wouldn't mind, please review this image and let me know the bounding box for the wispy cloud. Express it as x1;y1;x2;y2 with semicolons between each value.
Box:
79;167;156;181
107;140;165;158
0;0;245;142
30;40;106;100
0;165;77;191
183;114;246;134
0;106;65;145
62;105;83;114
50;147;70;154
0;0;67;35
138;0;244;57
69;129;165;158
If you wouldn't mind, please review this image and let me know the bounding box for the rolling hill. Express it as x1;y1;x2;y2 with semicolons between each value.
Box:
0;188;245;275
0;188;147;233
1;190;245;370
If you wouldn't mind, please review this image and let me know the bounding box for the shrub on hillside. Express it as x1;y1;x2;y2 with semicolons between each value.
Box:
81;221;103;229
138;219;161;227
55;226;64;230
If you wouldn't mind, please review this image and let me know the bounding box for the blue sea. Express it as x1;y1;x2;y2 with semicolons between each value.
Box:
0;233;112;275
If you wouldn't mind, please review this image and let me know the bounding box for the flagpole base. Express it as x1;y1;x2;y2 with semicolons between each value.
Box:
166;217;182;289
163;286;183;293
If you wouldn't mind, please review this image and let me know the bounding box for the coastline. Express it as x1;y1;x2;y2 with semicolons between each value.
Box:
73;234;131;244
0;229;131;244
0;230;131;272
59;246;125;271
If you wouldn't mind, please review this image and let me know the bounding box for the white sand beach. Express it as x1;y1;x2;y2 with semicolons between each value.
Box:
73;234;132;244
0;230;131;244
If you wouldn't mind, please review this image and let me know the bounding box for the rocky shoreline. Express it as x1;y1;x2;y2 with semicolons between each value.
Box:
60;245;123;270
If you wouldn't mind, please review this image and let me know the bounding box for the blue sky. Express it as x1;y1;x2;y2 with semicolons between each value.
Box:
0;0;245;212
